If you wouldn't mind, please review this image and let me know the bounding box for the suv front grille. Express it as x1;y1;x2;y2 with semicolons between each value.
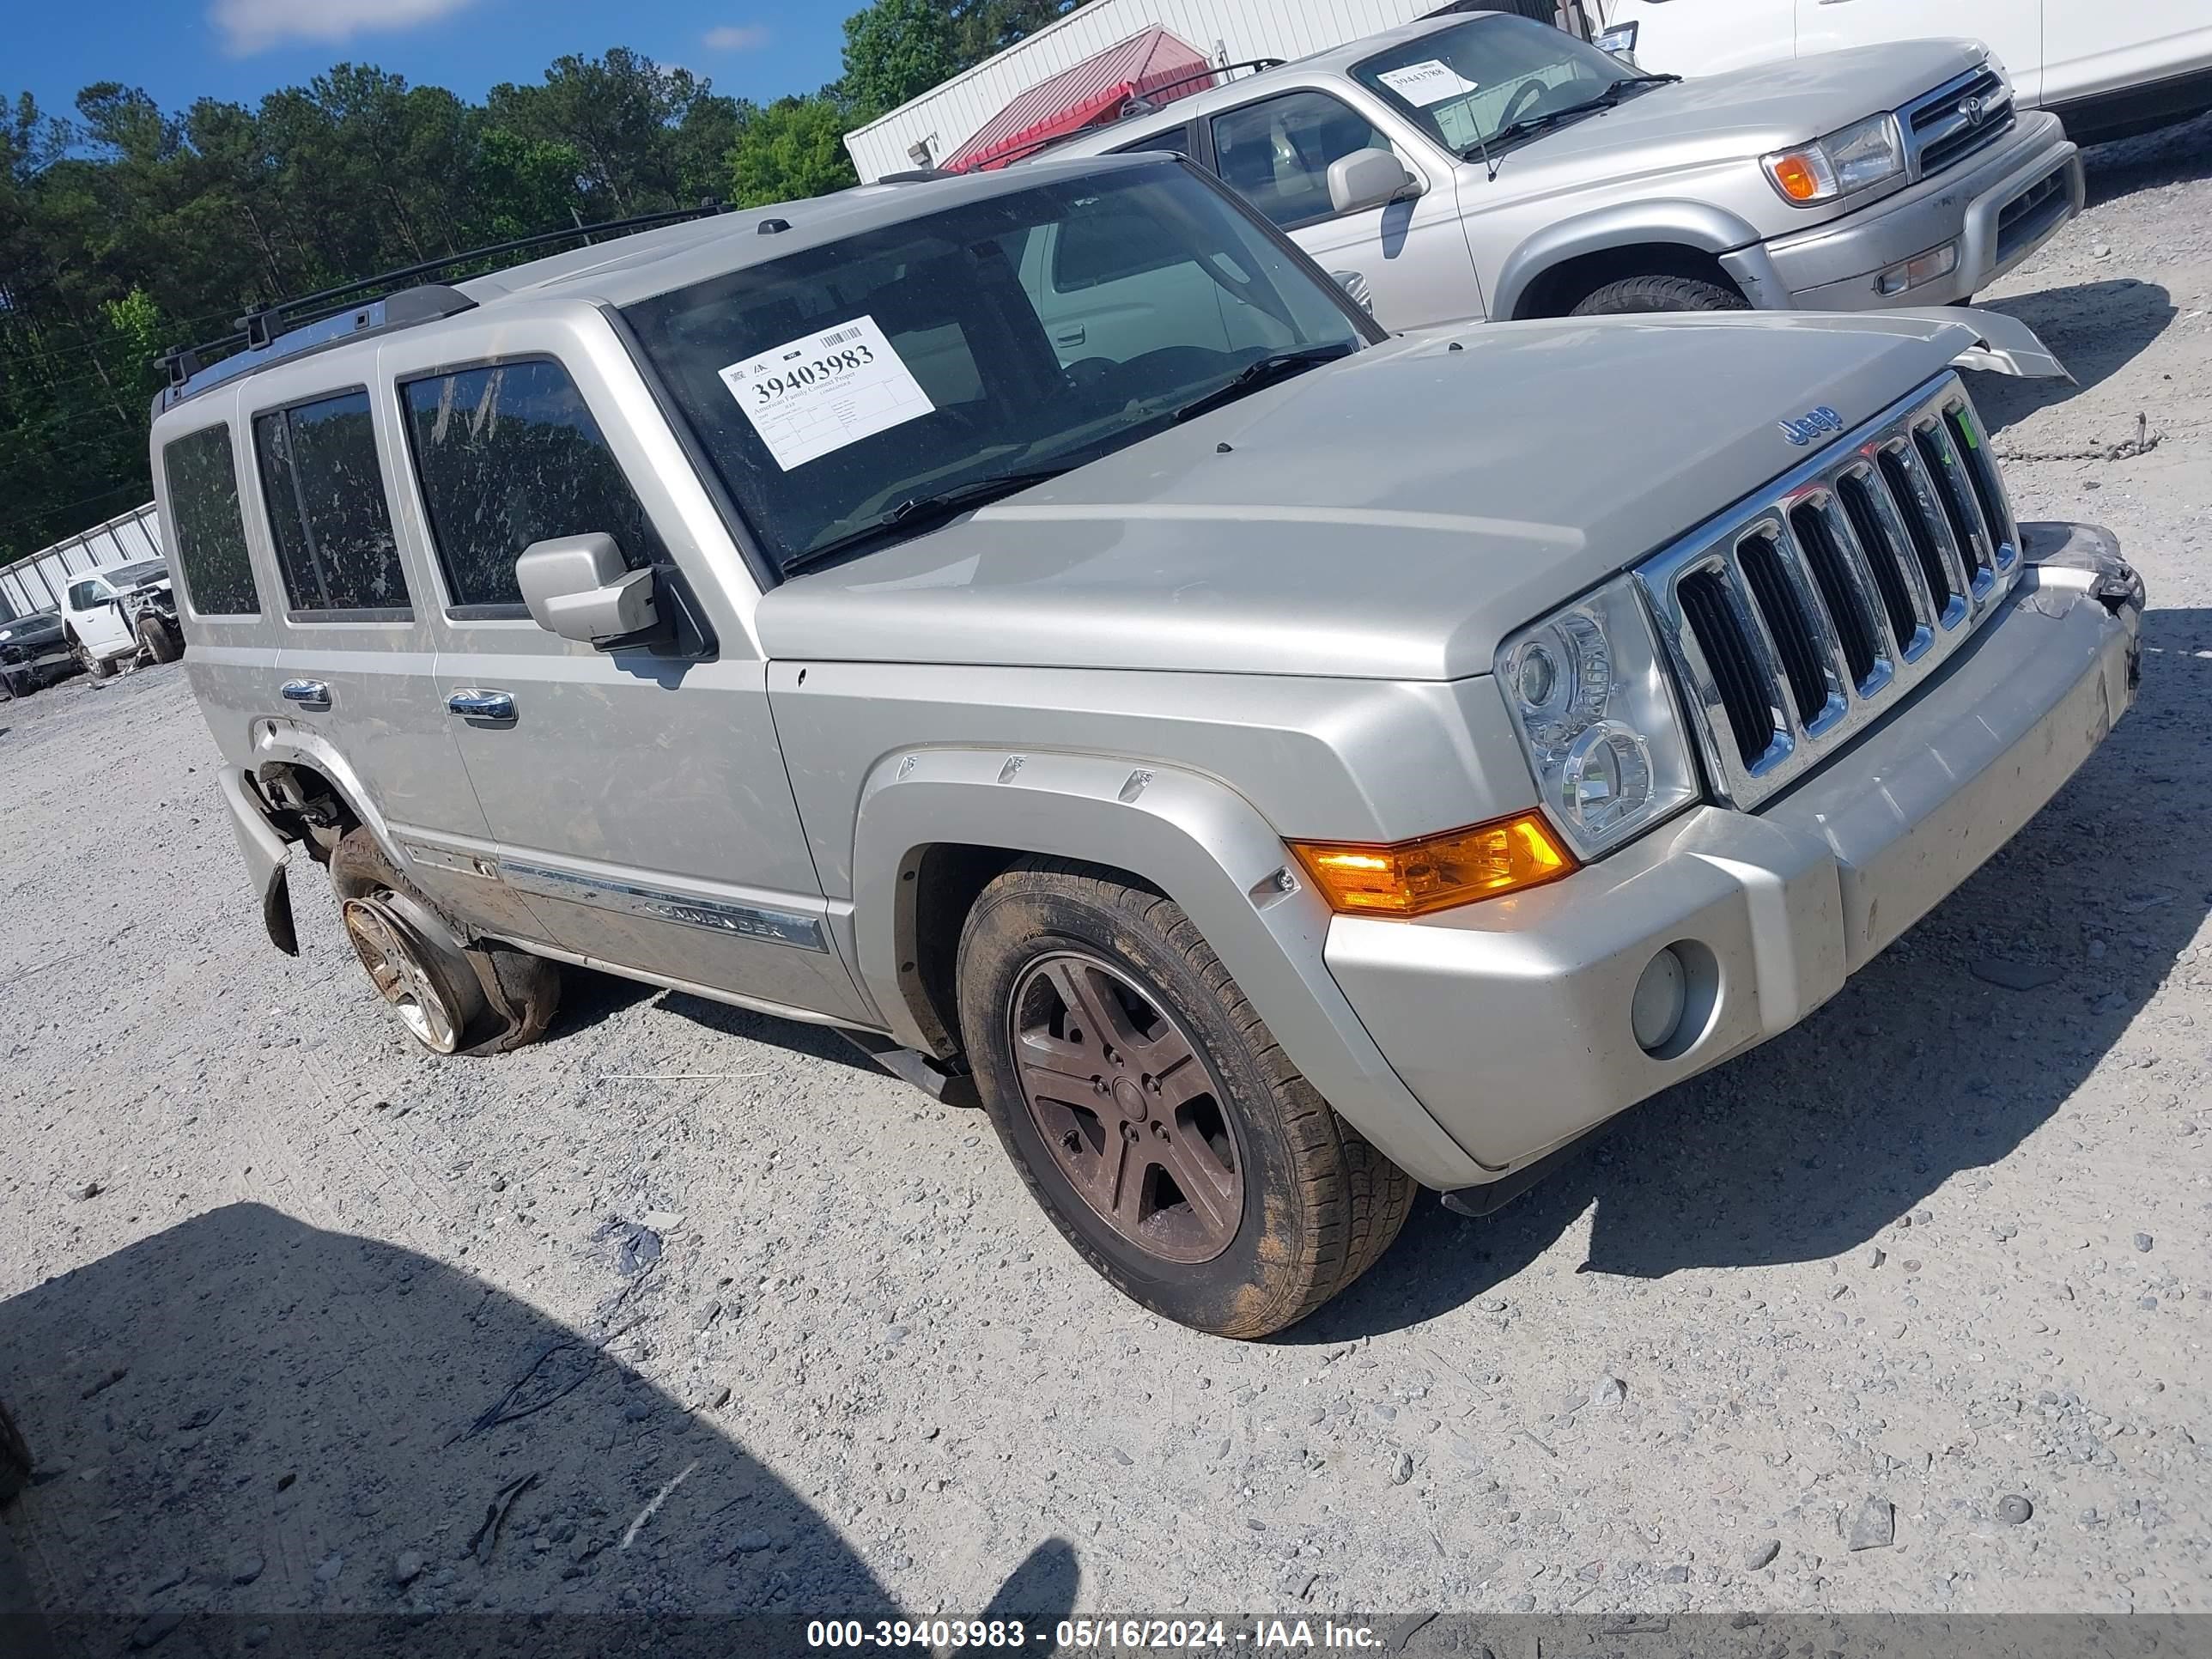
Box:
1637;374;2019;807
1904;67;2014;179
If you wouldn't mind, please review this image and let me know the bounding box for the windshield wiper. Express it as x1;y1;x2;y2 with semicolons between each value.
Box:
1170;343;1357;425
1468;75;1681;160
780;467;1073;576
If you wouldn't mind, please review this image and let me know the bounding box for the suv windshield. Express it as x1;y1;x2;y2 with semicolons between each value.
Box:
623;161;1370;574
105;561;168;589
1352;15;1659;155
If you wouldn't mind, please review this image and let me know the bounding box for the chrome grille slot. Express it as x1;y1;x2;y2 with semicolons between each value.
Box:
1944;404;2014;566
1834;469;1929;659
1877;444;1965;619
1637;374;2021;811
1676;567;1778;769
1737;531;1832;728
1789;501;1880;688
1914;420;1994;591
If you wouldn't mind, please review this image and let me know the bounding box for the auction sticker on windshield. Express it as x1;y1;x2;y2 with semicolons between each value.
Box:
1376;59;1480;106
718;315;935;471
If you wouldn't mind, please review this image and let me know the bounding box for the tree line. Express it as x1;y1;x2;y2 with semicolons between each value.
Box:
0;0;1091;563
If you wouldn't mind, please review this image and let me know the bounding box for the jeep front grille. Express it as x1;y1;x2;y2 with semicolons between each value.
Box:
1903;67;2014;179
1637;374;2019;810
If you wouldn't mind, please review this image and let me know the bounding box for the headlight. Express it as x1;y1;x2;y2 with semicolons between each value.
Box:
1496;577;1699;858
1762;111;1904;204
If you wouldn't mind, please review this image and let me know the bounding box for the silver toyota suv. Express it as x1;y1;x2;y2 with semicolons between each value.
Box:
1049;11;2083;326
155;153;2142;1339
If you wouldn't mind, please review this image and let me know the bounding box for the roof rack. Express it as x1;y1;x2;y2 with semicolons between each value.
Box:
155;201;733;412
955;58;1285;173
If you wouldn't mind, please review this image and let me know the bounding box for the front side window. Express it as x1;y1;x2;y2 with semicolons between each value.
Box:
252;390;409;615
1207;92;1394;228
402;359;666;611
1352;15;1641;157
68;580;104;611
623;162;1370;574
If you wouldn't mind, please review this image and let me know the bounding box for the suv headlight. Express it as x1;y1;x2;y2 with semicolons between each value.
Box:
1762;111;1905;204
1497;577;1699;858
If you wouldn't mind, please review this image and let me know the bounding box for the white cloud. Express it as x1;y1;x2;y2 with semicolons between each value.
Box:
211;0;478;56
702;23;771;52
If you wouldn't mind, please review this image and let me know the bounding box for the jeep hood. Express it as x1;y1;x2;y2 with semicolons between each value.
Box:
757;308;2057;682
1507;39;1988;173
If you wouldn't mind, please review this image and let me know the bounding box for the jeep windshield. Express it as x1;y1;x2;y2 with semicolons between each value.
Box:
623;161;1372;575
1352;15;1671;158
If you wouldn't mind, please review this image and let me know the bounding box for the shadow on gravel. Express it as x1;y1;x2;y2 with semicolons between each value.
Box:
1970;279;2175;434
1294;607;2212;1343
0;1205;1075;1656
2081;106;2212;207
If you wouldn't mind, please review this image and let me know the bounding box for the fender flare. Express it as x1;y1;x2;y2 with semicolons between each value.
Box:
1493;199;1769;319
849;746;1492;1190
248;725;404;868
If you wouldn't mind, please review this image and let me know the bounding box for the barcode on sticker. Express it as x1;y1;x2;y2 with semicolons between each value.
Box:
821;325;866;346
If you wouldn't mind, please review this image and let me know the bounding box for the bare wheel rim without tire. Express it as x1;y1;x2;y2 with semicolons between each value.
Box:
343;896;463;1054
1007;950;1246;1265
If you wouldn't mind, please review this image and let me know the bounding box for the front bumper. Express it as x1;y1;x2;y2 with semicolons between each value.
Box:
1325;523;2140;1183
1728;110;2083;310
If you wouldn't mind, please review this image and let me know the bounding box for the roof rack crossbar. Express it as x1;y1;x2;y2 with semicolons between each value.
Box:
163;201;735;401
226;202;731;345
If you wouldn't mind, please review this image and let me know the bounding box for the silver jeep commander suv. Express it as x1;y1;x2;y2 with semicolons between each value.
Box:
155;153;2142;1338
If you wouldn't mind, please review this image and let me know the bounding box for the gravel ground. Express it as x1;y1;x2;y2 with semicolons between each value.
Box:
3;113;2209;1641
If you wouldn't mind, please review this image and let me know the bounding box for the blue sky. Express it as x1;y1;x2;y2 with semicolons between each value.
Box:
10;0;849;120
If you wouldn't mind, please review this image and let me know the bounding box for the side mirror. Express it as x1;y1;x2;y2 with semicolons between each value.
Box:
1327;147;1419;216
1330;270;1375;316
515;534;658;647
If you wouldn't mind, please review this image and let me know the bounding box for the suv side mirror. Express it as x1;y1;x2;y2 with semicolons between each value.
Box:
1328;148;1419;216
516;534;659;647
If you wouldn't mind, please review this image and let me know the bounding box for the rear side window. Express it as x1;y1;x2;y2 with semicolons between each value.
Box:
252;389;410;616
400;359;665;611
1112;125;1193;157
161;423;259;616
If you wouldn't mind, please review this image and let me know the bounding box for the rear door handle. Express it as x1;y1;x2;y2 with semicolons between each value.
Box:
447;688;516;722
1055;325;1086;346
279;679;330;708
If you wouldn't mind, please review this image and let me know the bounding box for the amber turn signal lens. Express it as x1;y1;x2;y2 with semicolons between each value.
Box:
1290;813;1577;918
1770;153;1822;201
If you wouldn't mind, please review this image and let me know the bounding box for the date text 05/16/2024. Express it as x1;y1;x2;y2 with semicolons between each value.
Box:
805;1618;1389;1650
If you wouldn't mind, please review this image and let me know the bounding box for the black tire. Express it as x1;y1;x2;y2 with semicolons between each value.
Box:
957;857;1413;1339
137;616;180;663
0;1398;29;1506
1570;273;1749;316
0;674;15;702
329;828;559;1054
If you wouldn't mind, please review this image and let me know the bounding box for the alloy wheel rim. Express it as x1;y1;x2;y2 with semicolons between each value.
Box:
343;896;461;1054
1006;950;1244;1264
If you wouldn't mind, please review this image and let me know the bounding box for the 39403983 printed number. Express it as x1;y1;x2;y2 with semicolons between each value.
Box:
752;343;877;404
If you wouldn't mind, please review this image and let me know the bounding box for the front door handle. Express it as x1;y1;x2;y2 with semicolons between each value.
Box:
447;688;516;722
1054;325;1086;347
280;679;331;708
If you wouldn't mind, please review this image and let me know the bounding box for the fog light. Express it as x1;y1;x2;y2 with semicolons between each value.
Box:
1875;241;1959;296
1631;946;1688;1053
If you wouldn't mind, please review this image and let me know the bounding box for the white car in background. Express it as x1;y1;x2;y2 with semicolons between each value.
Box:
59;558;183;680
1594;0;2212;141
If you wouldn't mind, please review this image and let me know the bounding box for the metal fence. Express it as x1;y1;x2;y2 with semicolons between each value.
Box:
0;504;165;623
